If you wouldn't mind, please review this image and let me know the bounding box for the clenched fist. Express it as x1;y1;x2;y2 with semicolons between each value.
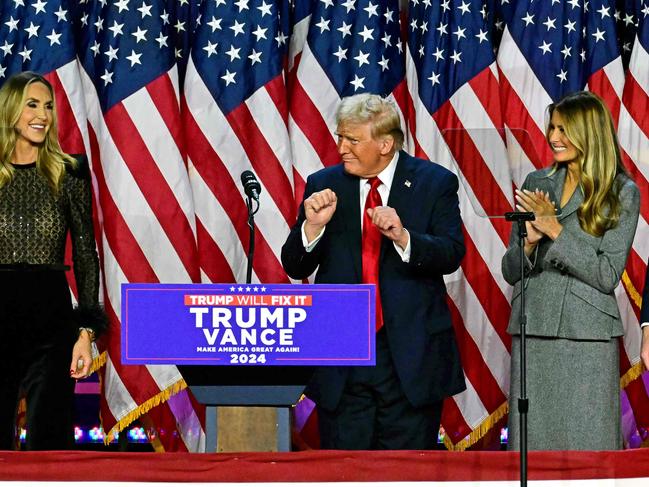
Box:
304;189;338;242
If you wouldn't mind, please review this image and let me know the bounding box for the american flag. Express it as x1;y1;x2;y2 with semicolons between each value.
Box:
183;0;294;285
618;0;649;446
405;0;514;450
73;0;205;452
288;0;407;203
1;0;647;451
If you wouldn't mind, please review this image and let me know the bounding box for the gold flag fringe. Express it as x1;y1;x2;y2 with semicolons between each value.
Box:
148;434;166;453
620;361;646;389
619;269;647;385
443;400;509;451
102;378;188;446
622;270;642;309
89;350;107;375
139;414;167;453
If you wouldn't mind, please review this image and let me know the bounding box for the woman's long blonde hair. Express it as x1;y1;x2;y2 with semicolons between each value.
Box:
0;71;75;195
547;91;629;237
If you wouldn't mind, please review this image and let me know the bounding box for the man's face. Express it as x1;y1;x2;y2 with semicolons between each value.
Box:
336;120;392;178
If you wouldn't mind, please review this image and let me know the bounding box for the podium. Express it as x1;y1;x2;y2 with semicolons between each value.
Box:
121;282;376;452
179;365;313;452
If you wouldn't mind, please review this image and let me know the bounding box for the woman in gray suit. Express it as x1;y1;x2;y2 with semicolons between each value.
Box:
502;91;640;450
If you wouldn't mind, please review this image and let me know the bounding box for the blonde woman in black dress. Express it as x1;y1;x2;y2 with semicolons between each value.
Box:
0;72;104;450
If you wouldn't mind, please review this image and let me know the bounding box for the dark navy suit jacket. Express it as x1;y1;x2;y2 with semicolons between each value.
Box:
641;265;649;325
281;151;466;411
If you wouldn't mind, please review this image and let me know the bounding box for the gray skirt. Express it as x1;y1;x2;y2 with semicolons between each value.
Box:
508;335;621;451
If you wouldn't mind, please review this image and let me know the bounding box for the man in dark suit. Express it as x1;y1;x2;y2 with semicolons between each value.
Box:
281;94;466;450
641;267;649;370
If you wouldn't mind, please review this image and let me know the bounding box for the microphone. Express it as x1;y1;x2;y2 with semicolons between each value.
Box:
240;170;262;201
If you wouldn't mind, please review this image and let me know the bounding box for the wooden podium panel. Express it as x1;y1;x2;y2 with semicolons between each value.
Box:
215;407;279;452
179;366;311;453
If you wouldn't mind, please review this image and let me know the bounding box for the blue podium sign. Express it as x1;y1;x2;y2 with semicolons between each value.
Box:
121;283;375;366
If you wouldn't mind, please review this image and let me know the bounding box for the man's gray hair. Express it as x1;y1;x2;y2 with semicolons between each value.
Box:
336;94;404;150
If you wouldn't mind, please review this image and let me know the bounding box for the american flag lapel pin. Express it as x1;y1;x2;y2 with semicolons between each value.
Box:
404;180;411;188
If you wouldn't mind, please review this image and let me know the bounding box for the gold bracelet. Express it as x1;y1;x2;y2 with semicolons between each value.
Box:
78;327;96;342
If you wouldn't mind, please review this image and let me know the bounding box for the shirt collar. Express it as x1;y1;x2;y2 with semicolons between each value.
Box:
362;151;399;188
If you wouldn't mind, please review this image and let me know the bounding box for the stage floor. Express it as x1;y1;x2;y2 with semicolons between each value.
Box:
1;448;649;485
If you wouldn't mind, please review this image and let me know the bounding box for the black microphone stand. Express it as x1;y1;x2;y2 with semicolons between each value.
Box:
245;196;260;285
505;210;535;487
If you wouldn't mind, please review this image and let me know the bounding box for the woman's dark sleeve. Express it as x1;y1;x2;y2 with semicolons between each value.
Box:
66;156;107;337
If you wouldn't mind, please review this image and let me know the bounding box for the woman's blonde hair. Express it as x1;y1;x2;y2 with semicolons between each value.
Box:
0;71;75;194
547;91;629;237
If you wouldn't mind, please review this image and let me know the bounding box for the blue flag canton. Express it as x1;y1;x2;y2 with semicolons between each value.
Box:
307;0;405;98
637;0;649;51
174;0;204;85
408;0;496;115
0;0;76;83
501;0;620;101
614;0;641;68
191;0;290;115
292;0;312;26
76;0;186;112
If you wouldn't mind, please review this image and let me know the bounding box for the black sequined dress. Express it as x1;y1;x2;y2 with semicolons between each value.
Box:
0;156;101;450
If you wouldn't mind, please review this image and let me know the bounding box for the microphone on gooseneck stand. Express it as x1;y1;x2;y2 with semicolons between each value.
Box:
240;170;262;202
240;170;261;284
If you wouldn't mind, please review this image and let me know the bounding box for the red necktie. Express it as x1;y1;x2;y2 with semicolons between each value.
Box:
362;177;383;331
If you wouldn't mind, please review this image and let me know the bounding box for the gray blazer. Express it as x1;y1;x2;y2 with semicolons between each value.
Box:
502;166;640;341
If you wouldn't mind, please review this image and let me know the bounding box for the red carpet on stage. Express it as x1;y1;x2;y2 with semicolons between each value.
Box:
1;449;649;483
